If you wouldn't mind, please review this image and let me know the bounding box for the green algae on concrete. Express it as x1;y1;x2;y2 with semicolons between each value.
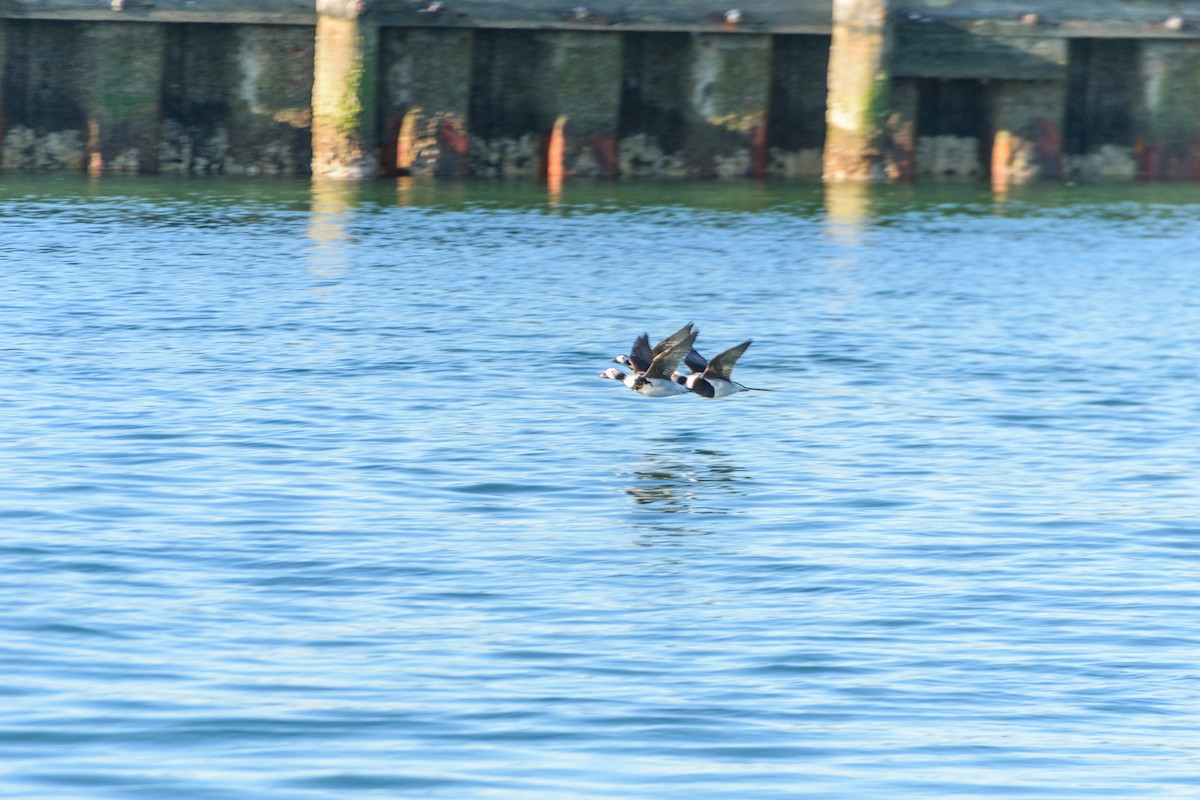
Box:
684;33;771;178
85;21;166;173
312;5;379;178
160;23;313;175
547;30;623;176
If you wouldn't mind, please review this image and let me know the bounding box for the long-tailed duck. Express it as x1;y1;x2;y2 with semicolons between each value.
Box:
613;322;695;375
601;329;697;397
678;340;753;398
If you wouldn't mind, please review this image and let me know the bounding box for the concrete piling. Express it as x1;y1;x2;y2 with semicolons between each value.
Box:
823;0;893;181
311;0;378;178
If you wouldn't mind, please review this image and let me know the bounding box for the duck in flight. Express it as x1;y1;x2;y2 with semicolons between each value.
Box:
612;322;695;379
601;328;698;397
675;340;753;398
602;324;758;398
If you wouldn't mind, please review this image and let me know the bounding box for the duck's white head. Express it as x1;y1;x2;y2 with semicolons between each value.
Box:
600;367;627;381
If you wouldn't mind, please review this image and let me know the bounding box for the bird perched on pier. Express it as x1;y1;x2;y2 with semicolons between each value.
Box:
676;340;753;398
601;328;697;397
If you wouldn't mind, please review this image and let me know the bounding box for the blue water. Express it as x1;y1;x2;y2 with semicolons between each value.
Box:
2;175;1199;799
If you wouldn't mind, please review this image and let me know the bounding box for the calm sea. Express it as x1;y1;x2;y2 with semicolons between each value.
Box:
2;175;1198;799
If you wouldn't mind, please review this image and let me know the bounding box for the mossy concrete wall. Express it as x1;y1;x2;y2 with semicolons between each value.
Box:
683;33;771;178
991;79;1065;184
1138;40;1200;179
85;22;165;173
380;27;472;177
467;29;544;177
1064;39;1139;181
161;24;313;175
5;3;1200;183
468;30;623;178
546;31;623;178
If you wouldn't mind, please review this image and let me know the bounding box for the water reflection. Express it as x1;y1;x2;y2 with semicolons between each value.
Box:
307;179;360;277
823;181;871;244
621;447;749;514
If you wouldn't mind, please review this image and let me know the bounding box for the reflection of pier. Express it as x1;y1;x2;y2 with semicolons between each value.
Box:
2;1;1200;183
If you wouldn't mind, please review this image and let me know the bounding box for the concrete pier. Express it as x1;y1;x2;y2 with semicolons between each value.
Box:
3;1;1200;183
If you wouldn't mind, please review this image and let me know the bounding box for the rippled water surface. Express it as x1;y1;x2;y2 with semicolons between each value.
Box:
3;176;1199;798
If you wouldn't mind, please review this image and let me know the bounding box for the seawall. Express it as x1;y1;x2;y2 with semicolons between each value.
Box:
2;1;1199;182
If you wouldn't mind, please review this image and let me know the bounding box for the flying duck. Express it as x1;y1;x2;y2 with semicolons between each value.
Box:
601;329;698;397
613;322;695;376
678;340;753;398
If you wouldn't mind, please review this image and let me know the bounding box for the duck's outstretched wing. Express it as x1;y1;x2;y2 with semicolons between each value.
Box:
683;348;708;374
652;322;694;356
628;333;654;373
702;340;752;381
645;330;699;379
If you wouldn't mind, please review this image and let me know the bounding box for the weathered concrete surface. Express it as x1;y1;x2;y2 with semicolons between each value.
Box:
468;29;548;177
545;31;623;177
1064;38;1138;180
160;25;313;175
893;20;1067;80
2;21;88;169
6;0;1200;39
83;21;165;173
380;27;472;177
991;79;1065;183
618;32;689;177
683;32;771;178
379;0;831;32
912;78;986;179
1137;39;1200;179
824;0;893;181
767;34;829;178
311;4;378;177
